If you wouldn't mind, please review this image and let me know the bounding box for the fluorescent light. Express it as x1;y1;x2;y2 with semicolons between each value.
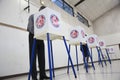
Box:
51;0;56;2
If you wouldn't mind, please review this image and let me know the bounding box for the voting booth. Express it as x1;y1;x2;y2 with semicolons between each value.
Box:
68;26;86;45
34;7;63;40
86;34;105;67
28;7;77;80
98;39;107;65
67;27;95;73
67;26;85;71
98;39;111;64
86;34;99;48
107;47;115;54
98;40;106;49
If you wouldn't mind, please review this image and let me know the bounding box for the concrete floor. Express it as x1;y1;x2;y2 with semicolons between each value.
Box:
3;60;120;80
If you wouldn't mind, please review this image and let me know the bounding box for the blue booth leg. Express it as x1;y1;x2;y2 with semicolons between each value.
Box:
67;45;79;73
28;38;36;80
63;36;77;78
105;49;112;64
96;46;103;67
90;48;93;58
47;33;53;80
86;44;95;70
50;40;55;77
67;58;70;73
67;45;71;74
75;45;79;71
99;47;107;66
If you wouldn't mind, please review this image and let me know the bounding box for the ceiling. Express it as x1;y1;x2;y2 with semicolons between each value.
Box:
67;0;120;21
29;0;120;21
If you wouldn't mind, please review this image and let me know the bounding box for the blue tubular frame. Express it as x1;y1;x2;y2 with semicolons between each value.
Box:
67;45;71;73
105;48;111;64
47;33;53;80
99;47;107;66
90;48;93;58
63;36;77;78
28;38;36;80
96;46;103;67
75;45;79;71
28;34;77;80
86;44;95;70
67;45;79;73
50;40;55;77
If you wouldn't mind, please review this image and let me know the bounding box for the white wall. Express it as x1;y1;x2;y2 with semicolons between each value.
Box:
93;5;120;60
0;0;41;29
0;0;36;77
0;25;29;76
0;0;93;77
93;5;120;36
1;0;119;77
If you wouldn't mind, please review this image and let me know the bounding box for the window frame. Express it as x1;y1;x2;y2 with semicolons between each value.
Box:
77;12;89;27
52;0;74;16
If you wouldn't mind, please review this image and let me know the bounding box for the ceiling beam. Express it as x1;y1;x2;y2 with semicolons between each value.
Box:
74;0;85;7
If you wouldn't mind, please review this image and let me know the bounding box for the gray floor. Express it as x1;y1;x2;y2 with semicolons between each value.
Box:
3;60;120;80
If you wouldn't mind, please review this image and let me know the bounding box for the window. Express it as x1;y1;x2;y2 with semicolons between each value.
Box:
52;0;74;16
77;12;89;27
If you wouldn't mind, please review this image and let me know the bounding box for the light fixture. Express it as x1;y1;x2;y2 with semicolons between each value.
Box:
51;0;56;2
41;1;44;5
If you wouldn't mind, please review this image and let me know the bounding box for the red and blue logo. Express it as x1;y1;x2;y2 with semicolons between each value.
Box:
99;41;104;46
36;15;46;28
70;30;79;38
50;14;59;28
88;37;95;44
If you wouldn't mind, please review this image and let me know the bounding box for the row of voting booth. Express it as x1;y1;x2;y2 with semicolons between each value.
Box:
28;7;111;80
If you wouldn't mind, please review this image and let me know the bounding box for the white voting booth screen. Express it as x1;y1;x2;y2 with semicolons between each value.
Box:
86;34;98;48
107;47;115;54
34;7;63;40
68;26;86;45
98;40;106;49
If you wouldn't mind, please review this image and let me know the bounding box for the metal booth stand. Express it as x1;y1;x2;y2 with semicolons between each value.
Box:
28;7;77;80
98;40;111;65
87;34;108;67
67;27;95;73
